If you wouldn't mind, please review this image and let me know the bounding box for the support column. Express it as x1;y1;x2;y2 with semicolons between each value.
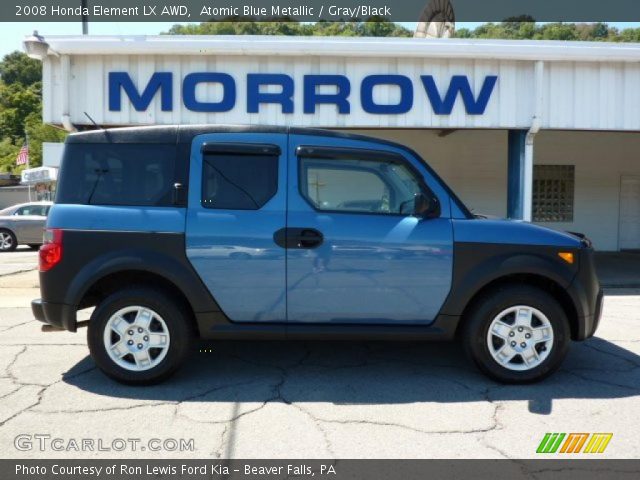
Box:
507;129;527;219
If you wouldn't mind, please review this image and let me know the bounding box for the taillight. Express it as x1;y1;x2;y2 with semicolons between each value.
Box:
39;229;63;272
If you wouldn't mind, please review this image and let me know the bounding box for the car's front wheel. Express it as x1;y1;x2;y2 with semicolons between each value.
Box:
462;285;570;383
87;287;194;385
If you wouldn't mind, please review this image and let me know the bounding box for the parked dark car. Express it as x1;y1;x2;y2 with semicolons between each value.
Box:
31;126;602;385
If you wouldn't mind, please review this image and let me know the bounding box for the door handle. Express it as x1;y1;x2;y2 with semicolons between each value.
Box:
273;228;324;249
297;229;323;248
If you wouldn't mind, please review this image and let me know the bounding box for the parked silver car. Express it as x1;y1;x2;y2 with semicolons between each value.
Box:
0;201;52;252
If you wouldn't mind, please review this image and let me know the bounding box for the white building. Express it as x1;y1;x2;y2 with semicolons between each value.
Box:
29;35;640;251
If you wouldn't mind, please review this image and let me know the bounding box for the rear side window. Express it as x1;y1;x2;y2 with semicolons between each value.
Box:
56;143;177;206
202;153;278;210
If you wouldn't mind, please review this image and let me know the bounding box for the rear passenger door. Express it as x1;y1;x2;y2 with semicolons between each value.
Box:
12;205;47;243
286;134;454;325
185;133;288;323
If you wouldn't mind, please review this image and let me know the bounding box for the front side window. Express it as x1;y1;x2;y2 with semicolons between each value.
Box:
202;153;278;210
299;155;425;215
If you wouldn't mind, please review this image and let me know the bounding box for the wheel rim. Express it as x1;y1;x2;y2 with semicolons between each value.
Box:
0;232;13;250
103;306;170;372
486;305;554;371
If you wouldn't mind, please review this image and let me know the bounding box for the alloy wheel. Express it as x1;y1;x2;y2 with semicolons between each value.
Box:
103;306;171;371
486;305;554;371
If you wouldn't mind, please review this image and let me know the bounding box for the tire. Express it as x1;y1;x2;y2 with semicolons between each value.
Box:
87;286;194;385
461;285;570;384
0;228;18;252
0;229;17;252
28;244;41;250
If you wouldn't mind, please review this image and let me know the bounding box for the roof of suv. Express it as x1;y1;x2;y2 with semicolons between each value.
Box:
65;125;388;145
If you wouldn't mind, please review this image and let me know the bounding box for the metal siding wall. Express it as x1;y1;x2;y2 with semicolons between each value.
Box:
49;55;538;128
46;54;640;130
543;61;640;130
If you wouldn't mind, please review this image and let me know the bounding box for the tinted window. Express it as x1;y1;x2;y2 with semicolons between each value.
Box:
56;144;177;206
300;156;424;215
202;153;278;210
15;205;47;216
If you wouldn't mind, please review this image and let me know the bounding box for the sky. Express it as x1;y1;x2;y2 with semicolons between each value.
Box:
2;21;640;59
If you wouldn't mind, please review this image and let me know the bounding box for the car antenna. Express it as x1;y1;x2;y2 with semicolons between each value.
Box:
83;111;103;130
84;111;111;141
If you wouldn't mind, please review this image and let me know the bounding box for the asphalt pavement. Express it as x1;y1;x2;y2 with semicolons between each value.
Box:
1;248;639;458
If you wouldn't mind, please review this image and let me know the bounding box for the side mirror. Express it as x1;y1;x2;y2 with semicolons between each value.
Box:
414;193;440;219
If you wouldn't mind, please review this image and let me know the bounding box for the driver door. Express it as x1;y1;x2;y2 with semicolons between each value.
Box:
286;134;454;325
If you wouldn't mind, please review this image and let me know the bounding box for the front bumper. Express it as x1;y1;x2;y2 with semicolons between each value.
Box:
566;247;603;340
31;299;77;332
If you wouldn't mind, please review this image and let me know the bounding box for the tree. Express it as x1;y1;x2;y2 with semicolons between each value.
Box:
0;139;20;173
23;112;67;168
0;81;42;142
0;51;41;87
0;51;67;173
453;21;640;43
166;18;411;37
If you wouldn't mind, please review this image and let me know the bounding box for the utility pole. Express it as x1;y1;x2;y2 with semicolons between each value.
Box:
81;0;88;35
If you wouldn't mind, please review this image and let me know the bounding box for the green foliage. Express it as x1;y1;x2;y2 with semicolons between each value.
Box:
24;112;67;168
165;19;640;43
0;51;41;87
453;21;640;43
0;138;20;173
0;82;42;141
165;18;411;37
0;51;67;174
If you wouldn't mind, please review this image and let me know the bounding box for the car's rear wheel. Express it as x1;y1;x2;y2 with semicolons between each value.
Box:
0;229;17;252
87;286;194;385
462;285;570;383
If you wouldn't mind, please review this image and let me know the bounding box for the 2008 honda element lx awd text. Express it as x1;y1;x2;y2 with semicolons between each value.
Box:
32;126;602;385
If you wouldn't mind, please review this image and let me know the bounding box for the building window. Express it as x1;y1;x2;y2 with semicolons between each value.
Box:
533;165;575;222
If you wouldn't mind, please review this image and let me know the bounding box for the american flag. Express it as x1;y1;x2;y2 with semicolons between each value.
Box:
16;145;28;166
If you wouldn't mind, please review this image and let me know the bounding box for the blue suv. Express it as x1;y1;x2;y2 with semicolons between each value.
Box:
32;126;602;384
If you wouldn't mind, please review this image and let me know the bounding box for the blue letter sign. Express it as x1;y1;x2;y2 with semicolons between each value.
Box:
247;74;295;114
183;73;236;112
421;75;498;115
108;72;172;112
107;71;498;116
303;75;351;114
361;75;414;114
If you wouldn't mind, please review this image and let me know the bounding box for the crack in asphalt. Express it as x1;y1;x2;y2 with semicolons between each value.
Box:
0;267;37;278
0;345;97;427
1;263;640;458
0;320;36;333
